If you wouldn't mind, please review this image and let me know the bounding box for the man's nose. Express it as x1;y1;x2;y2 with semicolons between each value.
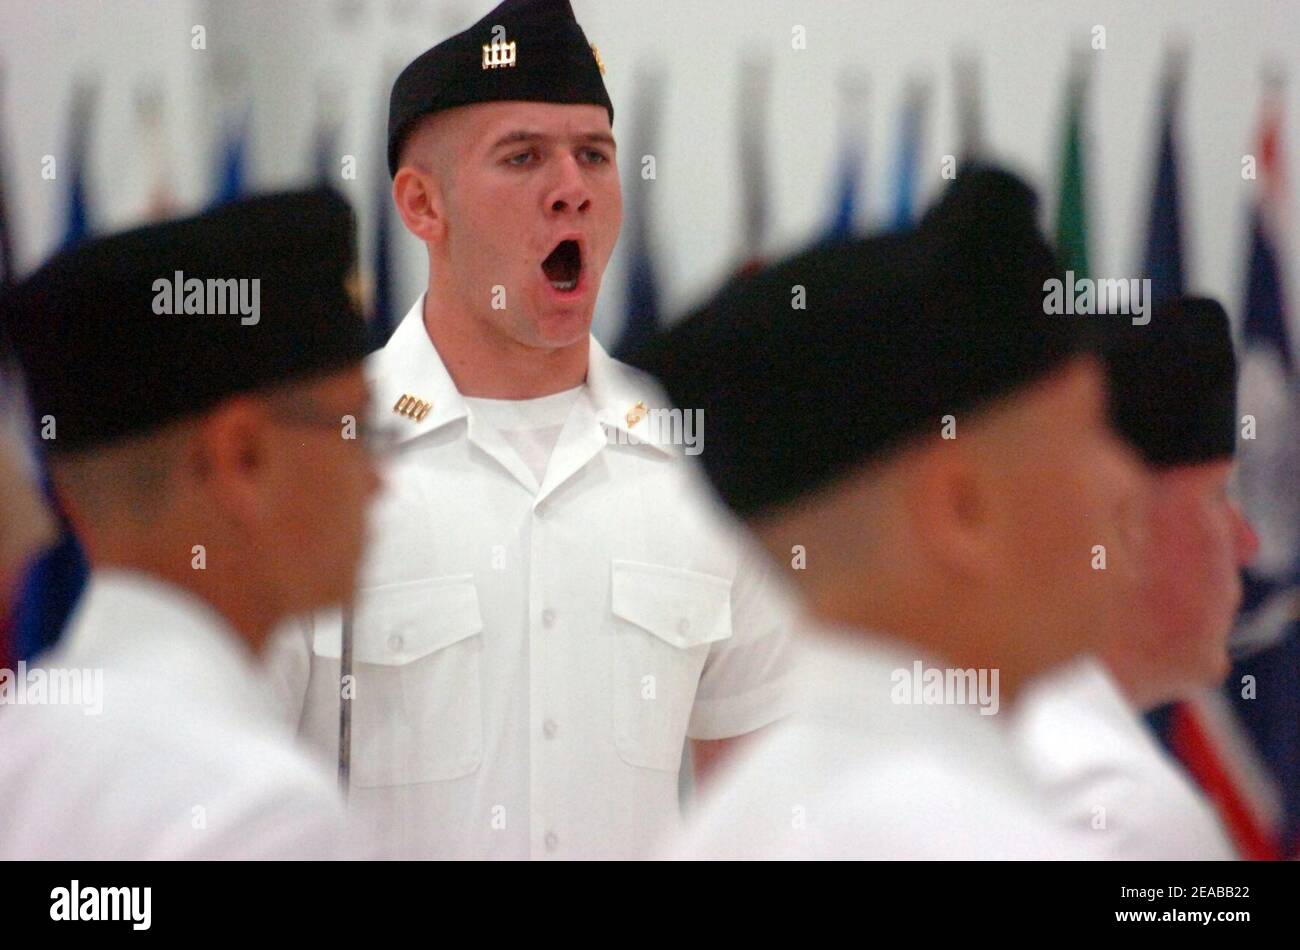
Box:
546;155;591;215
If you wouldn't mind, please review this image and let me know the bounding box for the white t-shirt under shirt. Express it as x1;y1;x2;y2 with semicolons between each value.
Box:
463;385;584;489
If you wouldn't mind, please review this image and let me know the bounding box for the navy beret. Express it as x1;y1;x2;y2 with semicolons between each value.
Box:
1102;296;1237;467
0;188;369;453
629;167;1088;520
388;0;613;176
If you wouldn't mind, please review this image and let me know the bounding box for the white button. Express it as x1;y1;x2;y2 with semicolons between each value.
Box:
387;634;404;653
543;719;558;739
541;608;556;628
677;617;691;636
544;832;558;852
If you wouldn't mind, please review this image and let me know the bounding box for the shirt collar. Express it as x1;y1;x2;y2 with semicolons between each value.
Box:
371;293;675;456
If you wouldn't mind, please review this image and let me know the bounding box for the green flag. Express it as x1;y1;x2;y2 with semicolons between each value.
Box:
1055;63;1090;278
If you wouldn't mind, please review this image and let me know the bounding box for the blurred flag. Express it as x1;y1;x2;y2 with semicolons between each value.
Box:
1150;69;1299;860
136;84;178;221
312;77;344;188
952;53;984;168
369;66;397;352
890;78;928;232
1236;72;1300;581
736;53;771;276
1054;56;1091;279
823;72;867;243
9;79;99;661
613;65;664;360
1142;54;1188;304
61;80;97;248
0;64;14;287
211;106;250;208
1201;74;1300;860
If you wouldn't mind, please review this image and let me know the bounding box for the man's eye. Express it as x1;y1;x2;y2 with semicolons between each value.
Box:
506;150;536;166
581;148;609;164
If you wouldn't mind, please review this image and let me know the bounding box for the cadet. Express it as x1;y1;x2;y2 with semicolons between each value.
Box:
270;0;798;859
0;189;379;859
637;169;1145;858
1012;296;1257;859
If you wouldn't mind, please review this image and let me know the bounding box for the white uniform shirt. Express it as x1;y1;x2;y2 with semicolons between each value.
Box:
668;630;1085;859
270;296;799;859
0;570;348;859
1010;657;1236;859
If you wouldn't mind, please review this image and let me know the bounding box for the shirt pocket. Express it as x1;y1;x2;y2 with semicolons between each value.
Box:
312;574;484;787
609;559;734;771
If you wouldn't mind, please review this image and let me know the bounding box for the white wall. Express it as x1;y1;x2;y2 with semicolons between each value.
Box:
2;0;1298;346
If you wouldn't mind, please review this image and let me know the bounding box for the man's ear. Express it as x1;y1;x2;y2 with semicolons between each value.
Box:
392;165;447;245
193;399;274;528
902;440;1001;578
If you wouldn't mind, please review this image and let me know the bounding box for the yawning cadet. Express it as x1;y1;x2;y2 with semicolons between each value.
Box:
269;0;798;859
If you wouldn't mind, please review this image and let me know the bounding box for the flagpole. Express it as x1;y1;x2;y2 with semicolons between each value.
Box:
338;608;353;796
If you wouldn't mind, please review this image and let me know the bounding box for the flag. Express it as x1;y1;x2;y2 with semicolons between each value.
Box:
1151;71;1300;860
1054;57;1091;279
1236;74;1300;581
0;63;15;287
735;53;771;276
61;81;96;248
1141;56;1187;305
613;66;664;360
369;67;396;352
823;72;867;243
890;78;927;232
312;77;343;188
136;85;177;221
952;53;984;168
211;106;250;208
9;80;98;661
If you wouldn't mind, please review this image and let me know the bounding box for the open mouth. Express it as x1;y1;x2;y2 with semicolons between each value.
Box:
542;240;582;292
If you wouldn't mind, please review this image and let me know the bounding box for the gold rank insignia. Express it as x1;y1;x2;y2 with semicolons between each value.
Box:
393;393;432;422
590;44;606;76
626;400;648;427
482;33;517;69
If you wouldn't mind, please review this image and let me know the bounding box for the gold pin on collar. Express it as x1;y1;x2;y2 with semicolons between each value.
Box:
394;393;432;422
625;400;648;427
590;44;606;76
482;34;517;69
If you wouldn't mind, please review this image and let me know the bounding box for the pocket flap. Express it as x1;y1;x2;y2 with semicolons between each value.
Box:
611;559;732;649
311;575;483;666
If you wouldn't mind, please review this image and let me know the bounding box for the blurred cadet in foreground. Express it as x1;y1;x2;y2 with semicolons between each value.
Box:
635;168;1146;858
1012;296;1257;859
0;189;379;859
0;359;54;617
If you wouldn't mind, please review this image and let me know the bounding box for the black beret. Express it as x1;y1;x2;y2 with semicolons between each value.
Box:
387;0;613;176
0;188;368;454
1102;296;1237;467
629;167;1087;520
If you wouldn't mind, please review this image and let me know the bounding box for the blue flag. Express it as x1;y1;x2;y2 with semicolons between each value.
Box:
11;81;98;660
211;107;249;208
890;80;926;231
613;68;663;359
1142;65;1187;305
